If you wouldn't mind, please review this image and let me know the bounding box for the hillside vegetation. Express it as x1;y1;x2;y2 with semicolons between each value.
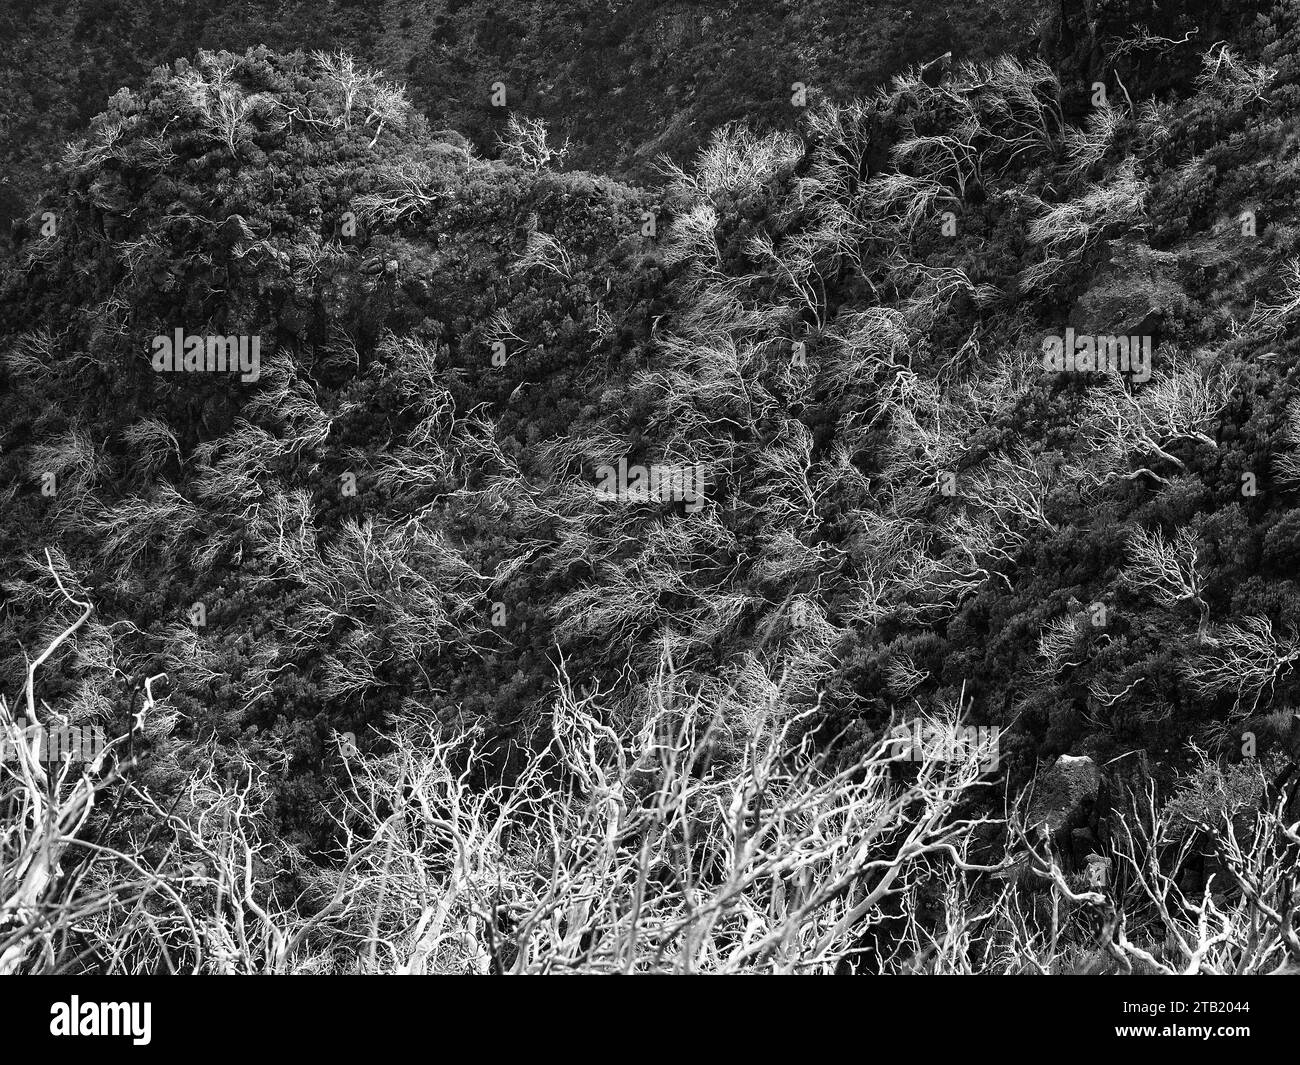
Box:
0;0;1041;242
4;0;1300;973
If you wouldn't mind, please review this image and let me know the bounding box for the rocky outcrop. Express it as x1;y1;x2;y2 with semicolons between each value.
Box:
1026;753;1104;867
1071;237;1185;339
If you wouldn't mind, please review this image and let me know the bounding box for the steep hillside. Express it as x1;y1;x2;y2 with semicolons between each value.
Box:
0;0;1043;243
0;47;664;837
7;0;1300;973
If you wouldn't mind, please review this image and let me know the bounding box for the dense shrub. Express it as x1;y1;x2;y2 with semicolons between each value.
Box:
7;0;1300;972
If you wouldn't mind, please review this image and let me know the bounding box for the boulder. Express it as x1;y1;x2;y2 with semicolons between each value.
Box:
1026;754;1103;862
1071;238;1184;340
1084;853;1113;890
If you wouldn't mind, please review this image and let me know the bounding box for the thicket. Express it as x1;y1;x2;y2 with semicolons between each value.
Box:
0;0;1040;244
5;0;1300;971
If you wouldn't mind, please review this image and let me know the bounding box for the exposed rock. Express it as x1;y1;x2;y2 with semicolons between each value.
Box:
1084;853;1112;890
1027;754;1103;862
919;51;953;88
1098;748;1152;856
1107;748;1153;795
1071;238;1185;339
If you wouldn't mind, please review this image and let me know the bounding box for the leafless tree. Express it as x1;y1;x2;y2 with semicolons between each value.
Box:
1184;615;1300;713
1121;524;1212;642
